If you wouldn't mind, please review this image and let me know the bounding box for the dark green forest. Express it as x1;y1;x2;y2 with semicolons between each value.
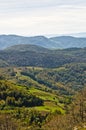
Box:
0;46;86;67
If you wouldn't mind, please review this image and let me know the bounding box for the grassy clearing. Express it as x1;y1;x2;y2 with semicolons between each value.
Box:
29;88;65;114
29;88;58;101
34;105;65;114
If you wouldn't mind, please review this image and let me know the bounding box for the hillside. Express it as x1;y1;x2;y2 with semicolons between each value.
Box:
0;45;86;68
0;63;86;114
5;44;50;53
0;63;86;95
0;65;86;130
0;35;86;50
0;80;43;108
0;45;86;130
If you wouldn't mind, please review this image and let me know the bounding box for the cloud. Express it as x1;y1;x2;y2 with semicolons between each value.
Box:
0;0;86;11
0;0;86;35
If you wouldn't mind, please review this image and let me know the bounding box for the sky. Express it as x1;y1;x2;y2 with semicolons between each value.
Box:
0;0;86;36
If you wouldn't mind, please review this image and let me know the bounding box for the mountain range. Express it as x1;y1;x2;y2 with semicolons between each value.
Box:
0;34;86;50
0;34;86;130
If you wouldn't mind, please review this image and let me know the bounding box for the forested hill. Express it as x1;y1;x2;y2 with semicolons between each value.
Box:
5;44;50;53
0;44;86;68
0;35;86;49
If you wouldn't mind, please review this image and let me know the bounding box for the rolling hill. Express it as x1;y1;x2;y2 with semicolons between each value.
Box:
5;44;50;53
50;36;86;48
0;35;56;49
0;44;86;68
0;35;86;50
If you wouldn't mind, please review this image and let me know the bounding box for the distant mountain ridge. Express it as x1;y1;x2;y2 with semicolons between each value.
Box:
0;35;56;50
50;36;86;48
70;32;86;37
0;34;86;49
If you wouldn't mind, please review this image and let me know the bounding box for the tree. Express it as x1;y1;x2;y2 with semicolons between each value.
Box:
71;88;86;123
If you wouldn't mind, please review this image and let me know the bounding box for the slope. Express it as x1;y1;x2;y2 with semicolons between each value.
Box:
0;46;86;68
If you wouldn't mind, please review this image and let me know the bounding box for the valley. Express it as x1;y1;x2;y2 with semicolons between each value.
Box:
0;63;86;130
0;36;86;130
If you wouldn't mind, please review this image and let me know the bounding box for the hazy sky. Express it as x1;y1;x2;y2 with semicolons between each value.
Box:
0;0;86;36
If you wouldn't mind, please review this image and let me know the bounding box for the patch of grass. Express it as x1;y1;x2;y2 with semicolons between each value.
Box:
29;88;65;114
34;105;65;114
29;88;58;102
